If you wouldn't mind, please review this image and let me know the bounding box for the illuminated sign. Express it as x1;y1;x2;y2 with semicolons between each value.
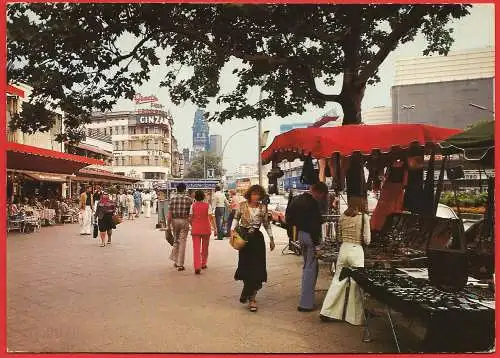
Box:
137;115;169;126
134;93;159;104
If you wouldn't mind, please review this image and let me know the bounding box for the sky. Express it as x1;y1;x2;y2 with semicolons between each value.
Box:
113;4;495;172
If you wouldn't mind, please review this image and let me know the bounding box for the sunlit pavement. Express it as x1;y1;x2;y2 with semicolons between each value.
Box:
7;216;408;353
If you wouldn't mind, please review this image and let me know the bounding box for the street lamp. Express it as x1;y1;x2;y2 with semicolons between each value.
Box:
400;104;416;123
469;103;495;114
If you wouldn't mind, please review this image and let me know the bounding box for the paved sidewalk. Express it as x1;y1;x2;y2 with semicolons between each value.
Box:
7;216;405;353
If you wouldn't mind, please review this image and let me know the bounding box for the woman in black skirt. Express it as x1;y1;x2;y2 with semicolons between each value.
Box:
231;185;275;312
95;192;116;247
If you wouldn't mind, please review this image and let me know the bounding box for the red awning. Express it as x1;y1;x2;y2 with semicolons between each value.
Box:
76;168;140;183
7;142;104;175
262;123;462;164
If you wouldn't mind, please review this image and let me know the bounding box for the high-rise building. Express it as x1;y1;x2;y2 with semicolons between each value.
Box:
391;47;494;129
182;148;191;164
209;134;223;156
192;109;210;154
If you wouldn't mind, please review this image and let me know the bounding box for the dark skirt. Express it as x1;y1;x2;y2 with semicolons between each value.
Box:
234;229;267;287
98;213;115;232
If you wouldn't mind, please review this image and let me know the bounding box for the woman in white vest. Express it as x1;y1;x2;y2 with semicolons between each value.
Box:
319;196;371;325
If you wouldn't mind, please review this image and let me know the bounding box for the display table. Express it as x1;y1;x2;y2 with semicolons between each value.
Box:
343;267;494;353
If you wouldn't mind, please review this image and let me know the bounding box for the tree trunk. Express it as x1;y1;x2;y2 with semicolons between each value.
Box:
340;83;367;201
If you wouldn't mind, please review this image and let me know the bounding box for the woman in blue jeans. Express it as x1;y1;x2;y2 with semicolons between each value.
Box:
212;185;229;240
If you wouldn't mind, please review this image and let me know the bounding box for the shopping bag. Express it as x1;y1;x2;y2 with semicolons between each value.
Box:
93;223;98;238
112;214;122;226
165;228;175;246
229;227;248;250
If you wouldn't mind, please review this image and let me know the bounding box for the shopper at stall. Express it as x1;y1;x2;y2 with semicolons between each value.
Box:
95;191;116;247
167;183;193;271
285;182;329;312
319;196;371;325
231;185;275;313
143;190;152;218
189;190;216;274
133;188;142;218
212;185;230;240
79;185;93;235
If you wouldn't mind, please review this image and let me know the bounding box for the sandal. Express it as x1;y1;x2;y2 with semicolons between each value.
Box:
100;243;106;247
177;266;185;271
248;300;258;312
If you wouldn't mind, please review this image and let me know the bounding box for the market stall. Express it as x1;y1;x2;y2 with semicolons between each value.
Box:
263;123;462;265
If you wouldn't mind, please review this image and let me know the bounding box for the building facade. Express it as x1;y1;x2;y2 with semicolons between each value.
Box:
209;134;223;156
391;47;494;129
362;106;393;124
7;83;65;152
87;109;177;185
192;109;210;154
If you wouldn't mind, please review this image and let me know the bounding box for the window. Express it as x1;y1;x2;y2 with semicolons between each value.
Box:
122;126;127;134
145;127;149;134
110;128;113;135
145;156;150;165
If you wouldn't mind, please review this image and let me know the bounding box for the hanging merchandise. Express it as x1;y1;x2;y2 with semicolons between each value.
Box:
403;147;425;215
422;151;436;216
370;161;406;232
433;156;447;216
318;158;327;183
345;153;366;197
300;155;319;185
267;162;284;195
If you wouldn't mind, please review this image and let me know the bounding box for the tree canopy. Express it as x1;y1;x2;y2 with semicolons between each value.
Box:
8;4;471;142
185;152;224;179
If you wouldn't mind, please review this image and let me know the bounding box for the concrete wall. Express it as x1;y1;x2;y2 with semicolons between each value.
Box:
391;77;494;129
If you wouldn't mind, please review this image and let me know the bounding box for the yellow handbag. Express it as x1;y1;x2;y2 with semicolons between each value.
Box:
230;228;247;250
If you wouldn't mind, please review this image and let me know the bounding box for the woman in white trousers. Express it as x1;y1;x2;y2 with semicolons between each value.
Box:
143;190;152;218
320;197;371;325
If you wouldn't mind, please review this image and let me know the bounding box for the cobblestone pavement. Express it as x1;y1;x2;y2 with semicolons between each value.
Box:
7;216;413;353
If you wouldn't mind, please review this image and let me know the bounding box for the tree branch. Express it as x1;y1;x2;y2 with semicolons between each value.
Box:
356;6;428;85
110;34;154;65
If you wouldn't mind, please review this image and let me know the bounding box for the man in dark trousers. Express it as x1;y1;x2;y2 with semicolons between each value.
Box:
285;182;329;312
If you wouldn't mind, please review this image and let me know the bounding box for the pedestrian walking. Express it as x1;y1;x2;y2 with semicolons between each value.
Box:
151;190;158;214
143;190;152;218
119;190;127;217
285;182;328;312
79;185;93;235
95;192;117;247
189;190;216;274
93;186;102;212
226;190;244;238
231;185;275;313
157;189;168;227
133;188;142;218
126;191;135;220
319;197;370;325
167;183;193;271
212;185;229;240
